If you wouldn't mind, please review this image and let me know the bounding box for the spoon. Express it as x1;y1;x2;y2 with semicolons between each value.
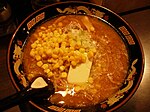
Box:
0;77;55;111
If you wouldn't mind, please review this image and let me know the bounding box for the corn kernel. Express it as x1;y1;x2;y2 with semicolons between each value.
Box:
37;61;43;67
47;59;52;63
58;60;63;65
81;55;86;63
69;56;75;61
48;65;53;71
71;61;77;67
38;48;44;56
52;54;58;59
58;28;62;34
30;50;35;57
76;40;81;49
37;44;42;47
61;34;67;39
42;54;47;58
79;48;85;53
53;48;59;54
87;51;94;59
47;72;54;78
61;42;66;48
31;43;37;49
42;64;49;69
57;37;62;43
74;50;80;56
53;30;58;34
49;32;53;36
54;30;60;37
68;51;74;56
52;59;58;64
61;72;67;78
40;26;46;30
44;69;50;73
52;27;56;31
42;33;46;38
35;40;39;44
46;32;51;37
59;48;64;55
69;47;75;51
62;56;68;61
70;40;75;47
27;73;34;81
59;66;65;71
46;49;52;56
53;63;59;69
38;32;43;37
35;55;41;61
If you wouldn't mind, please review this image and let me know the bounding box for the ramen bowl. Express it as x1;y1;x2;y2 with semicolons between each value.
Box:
7;1;144;112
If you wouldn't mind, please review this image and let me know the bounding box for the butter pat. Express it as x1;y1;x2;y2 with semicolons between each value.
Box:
67;54;92;83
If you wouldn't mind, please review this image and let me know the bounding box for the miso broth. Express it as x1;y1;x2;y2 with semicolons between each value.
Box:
23;15;129;108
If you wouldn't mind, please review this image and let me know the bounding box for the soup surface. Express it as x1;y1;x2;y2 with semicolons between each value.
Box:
23;15;129;108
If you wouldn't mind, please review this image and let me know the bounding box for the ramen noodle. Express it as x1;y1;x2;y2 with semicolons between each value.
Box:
23;15;129;108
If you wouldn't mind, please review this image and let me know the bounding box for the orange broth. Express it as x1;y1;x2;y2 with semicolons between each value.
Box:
23;15;129;108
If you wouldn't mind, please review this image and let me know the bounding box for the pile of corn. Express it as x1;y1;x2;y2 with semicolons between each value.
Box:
29;23;96;79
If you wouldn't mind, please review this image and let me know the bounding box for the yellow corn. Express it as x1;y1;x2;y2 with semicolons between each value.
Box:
27;73;34;81
69;56;74;62
31;43;37;49
59;65;65;71
46;49;52;56
44;69;50;73
29;21;98;81
79;48;85;53
52;54;58;59
47;72;54;78
40;26;46;30
58;28;62;34
71;61;77;67
38;48;44;56
49;32;53;36
53;63;59;69
42;64;49;69
37;61;43;67
58;60;63;65
81;55;86;63
53;48;59;54
30;49;35;57
38;32;43;37
87;51;94;59
35;55;41;61
61;72;67;78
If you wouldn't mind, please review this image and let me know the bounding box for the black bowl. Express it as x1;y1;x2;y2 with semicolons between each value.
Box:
7;1;144;112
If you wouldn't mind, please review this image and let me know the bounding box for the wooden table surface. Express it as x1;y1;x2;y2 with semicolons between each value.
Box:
0;1;150;112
